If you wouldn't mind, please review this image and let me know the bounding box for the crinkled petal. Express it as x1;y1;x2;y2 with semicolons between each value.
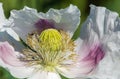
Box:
28;71;61;79
0;42;34;78
45;9;61;23
10;6;40;41
10;5;80;41
80;5;119;40
89;32;120;79
79;5;120;79
46;4;80;33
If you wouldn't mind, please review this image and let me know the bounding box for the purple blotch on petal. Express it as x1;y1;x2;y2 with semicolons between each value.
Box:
83;44;105;65
35;19;55;32
79;44;105;74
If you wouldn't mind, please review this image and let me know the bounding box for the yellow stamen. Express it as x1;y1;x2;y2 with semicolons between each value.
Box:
39;29;62;51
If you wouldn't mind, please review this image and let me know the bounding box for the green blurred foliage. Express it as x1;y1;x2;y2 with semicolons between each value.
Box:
0;0;120;79
0;67;17;79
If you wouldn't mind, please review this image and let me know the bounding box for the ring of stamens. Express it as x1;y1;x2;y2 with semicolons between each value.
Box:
20;29;77;72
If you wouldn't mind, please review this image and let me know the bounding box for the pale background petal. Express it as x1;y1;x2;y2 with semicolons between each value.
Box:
79;5;120;79
89;32;120;79
80;5;119;40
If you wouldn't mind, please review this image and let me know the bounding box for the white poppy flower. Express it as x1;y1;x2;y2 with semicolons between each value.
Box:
77;5;120;79
0;2;105;79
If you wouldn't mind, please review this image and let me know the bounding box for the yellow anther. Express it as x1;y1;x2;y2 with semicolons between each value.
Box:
39;29;62;51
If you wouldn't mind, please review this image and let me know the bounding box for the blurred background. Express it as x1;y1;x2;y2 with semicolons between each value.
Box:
0;0;120;79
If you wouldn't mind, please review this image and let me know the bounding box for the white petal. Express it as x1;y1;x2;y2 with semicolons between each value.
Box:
80;5;119;40
89;32;120;79
6;28;20;41
56;39;87;78
0;3;6;30
7;66;34;78
38;5;80;34
56;65;86;78
10;6;40;41
10;5;80;41
40;4;80;33
0;3;5;21
28;71;61;79
0;58;34;78
2;62;34;78
58;4;80;33
46;9;61;23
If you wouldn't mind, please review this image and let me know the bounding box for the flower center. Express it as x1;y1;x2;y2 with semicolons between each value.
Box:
39;29;62;51
20;29;77;72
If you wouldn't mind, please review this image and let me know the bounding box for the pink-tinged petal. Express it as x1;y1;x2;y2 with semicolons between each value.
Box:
0;42;24;66
80;44;105;74
0;42;35;78
88;32;120;79
82;44;105;66
74;39;105;75
28;71;61;79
